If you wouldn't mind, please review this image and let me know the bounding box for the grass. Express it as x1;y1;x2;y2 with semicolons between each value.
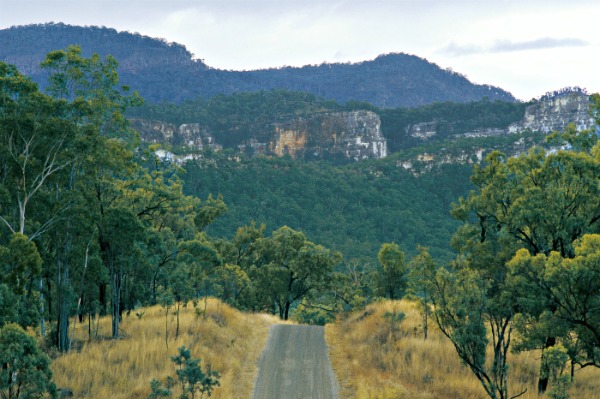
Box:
49;298;281;399
47;298;600;398
326;299;600;399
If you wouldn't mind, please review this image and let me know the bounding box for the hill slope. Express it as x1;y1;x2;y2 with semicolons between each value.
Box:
50;299;280;399
0;23;515;106
183;154;475;262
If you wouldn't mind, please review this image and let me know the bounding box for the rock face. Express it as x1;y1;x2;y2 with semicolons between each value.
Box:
269;111;387;161
404;92;593;143
508;92;595;134
131;92;594;165
130;119;221;151
407;122;438;139
132;110;387;162
398;92;596;175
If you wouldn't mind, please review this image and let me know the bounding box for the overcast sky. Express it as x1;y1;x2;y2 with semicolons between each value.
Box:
2;0;599;101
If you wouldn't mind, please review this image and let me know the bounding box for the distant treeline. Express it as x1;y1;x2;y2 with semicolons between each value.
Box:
1;23;515;106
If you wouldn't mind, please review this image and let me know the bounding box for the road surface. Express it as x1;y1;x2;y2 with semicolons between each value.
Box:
252;324;339;399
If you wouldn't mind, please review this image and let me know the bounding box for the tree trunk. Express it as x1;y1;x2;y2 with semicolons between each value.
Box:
39;277;46;338
99;283;107;315
538;336;556;394
110;255;121;339
570;360;575;382
164;305;170;349
175;302;180;339
284;301;291;320
423;307;428;340
57;271;70;352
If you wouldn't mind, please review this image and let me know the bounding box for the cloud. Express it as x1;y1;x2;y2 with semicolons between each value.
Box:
440;37;589;56
492;37;589;52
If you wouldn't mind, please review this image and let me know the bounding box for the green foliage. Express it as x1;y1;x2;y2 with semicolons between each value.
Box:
148;346;220;399
0;285;18;326
377;243;407;300
183;155;472;263
408;246;437;339
379;99;528;152
293;299;336;325
247;226;342;320
446;112;600;396
508;235;600;370
194;195;227;232
542;345;571;399
430;264;518;399
0;221;44;328
0;323;57;399
2;25;516;107
548;376;571;399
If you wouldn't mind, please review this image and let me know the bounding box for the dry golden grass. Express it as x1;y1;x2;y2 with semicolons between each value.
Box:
326;299;600;399
50;298;282;399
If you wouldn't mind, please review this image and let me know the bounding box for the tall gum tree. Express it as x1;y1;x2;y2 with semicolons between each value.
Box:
0;61;84;339
451;98;600;393
252;226;341;320
38;46;143;342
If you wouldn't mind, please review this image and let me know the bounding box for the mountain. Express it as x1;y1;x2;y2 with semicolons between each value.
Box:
0;23;516;107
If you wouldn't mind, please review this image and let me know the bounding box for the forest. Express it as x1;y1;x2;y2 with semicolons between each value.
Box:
2;46;600;399
1;23;516;106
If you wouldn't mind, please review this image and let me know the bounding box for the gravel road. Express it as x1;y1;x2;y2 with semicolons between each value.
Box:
251;324;339;399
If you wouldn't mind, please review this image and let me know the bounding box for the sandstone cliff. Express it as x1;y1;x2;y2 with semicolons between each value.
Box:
132;92;595;166
268;111;387;161
130;119;222;151
508;92;595;134
132;110;387;162
398;92;596;175
405;92;593;142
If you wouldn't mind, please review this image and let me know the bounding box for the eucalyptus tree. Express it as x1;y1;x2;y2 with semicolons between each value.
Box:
408;245;437;340
508;235;600;376
377;242;407;300
429;233;523;399
252;226;342;320
212;222;264;307
0;323;57;399
38;45;144;344
0;63;75;239
0;61;84;339
450;107;600;393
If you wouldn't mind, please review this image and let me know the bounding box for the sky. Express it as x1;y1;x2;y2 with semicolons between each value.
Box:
1;0;599;101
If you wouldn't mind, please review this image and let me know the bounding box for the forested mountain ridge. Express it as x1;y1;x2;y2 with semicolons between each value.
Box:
0;23;515;106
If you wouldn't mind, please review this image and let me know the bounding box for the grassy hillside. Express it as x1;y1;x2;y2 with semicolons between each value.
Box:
49;298;600;399
50;299;282;399
326;300;600;399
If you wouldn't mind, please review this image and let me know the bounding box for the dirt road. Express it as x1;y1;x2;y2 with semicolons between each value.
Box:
251;324;339;399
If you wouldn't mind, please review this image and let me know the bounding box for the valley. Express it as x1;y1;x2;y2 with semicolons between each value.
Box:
1;23;600;399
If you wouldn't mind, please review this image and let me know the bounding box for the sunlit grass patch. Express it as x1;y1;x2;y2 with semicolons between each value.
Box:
51;298;280;399
326;299;600;399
